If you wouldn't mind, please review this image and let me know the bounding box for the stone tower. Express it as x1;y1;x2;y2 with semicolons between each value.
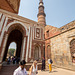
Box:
37;0;46;26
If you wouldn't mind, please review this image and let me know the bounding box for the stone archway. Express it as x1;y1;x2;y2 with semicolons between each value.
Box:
5;21;28;35
70;39;75;63
34;46;39;60
34;45;41;61
3;29;23;61
1;22;27;62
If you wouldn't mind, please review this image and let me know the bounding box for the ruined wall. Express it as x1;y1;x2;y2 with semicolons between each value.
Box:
50;28;75;70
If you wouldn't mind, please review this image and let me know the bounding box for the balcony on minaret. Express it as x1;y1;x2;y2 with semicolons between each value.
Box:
39;0;43;6
39;3;43;6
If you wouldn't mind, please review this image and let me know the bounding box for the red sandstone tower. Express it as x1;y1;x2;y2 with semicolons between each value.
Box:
37;0;46;26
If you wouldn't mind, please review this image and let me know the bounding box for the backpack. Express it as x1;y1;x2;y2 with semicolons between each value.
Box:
50;59;53;64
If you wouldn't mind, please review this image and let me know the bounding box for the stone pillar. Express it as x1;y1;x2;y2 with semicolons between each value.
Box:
0;15;5;31
21;37;26;60
39;46;41;59
0;18;8;47
26;27;30;62
0;34;8;63
29;27;32;58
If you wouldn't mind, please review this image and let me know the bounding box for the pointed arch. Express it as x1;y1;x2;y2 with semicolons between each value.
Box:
70;39;75;63
5;21;28;36
34;44;41;60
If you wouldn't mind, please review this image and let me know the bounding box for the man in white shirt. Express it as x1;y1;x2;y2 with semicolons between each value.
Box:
48;59;51;64
13;60;29;75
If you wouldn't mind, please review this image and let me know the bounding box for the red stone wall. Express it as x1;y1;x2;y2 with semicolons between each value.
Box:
45;25;61;39
0;0;15;13
0;0;20;14
45;25;61;61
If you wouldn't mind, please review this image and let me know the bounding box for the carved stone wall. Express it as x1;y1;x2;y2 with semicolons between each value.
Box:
6;0;20;13
0;0;20;14
0;10;45;63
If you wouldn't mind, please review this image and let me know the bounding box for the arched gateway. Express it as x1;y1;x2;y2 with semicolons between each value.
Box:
0;0;45;65
0;21;28;62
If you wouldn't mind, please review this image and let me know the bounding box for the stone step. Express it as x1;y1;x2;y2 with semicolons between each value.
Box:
0;65;18;75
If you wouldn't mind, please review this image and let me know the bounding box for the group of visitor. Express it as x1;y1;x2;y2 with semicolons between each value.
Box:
13;57;53;75
6;56;20;65
7;57;11;64
12;56;20;64
13;60;38;75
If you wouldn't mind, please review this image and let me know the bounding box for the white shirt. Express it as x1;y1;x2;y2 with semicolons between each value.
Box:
13;66;28;75
48;59;51;64
31;65;37;75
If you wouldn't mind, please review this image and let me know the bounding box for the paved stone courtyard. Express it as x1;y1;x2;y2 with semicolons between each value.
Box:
35;68;75;75
0;64;75;75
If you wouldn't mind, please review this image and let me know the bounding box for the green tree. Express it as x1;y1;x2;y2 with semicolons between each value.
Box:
8;48;15;56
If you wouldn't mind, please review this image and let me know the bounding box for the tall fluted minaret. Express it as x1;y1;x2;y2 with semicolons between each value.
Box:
37;0;46;26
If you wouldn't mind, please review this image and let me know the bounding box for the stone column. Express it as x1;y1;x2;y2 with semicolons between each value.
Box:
39;47;41;59
26;27;30;62
0;34;8;63
0;15;5;31
29;27;32;58
21;37;26;60
0;18;8;47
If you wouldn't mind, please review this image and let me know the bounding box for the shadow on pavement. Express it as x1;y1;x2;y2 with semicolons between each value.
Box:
52;71;58;72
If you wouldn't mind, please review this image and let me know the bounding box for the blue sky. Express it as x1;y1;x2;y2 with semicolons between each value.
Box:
18;0;75;28
9;42;16;49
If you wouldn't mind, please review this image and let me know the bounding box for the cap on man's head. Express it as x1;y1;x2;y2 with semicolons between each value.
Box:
19;60;26;65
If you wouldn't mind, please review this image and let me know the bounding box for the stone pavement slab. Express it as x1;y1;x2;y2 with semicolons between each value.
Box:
36;68;75;75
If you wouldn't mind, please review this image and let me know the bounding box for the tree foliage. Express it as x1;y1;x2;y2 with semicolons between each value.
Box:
8;48;15;56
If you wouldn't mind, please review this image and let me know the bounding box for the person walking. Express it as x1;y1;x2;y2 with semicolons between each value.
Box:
29;60;38;75
7;57;11;64
41;57;45;71
13;60;29;75
48;59;53;72
13;56;16;64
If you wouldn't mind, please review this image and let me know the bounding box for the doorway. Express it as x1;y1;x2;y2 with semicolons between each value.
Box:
3;29;23;61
